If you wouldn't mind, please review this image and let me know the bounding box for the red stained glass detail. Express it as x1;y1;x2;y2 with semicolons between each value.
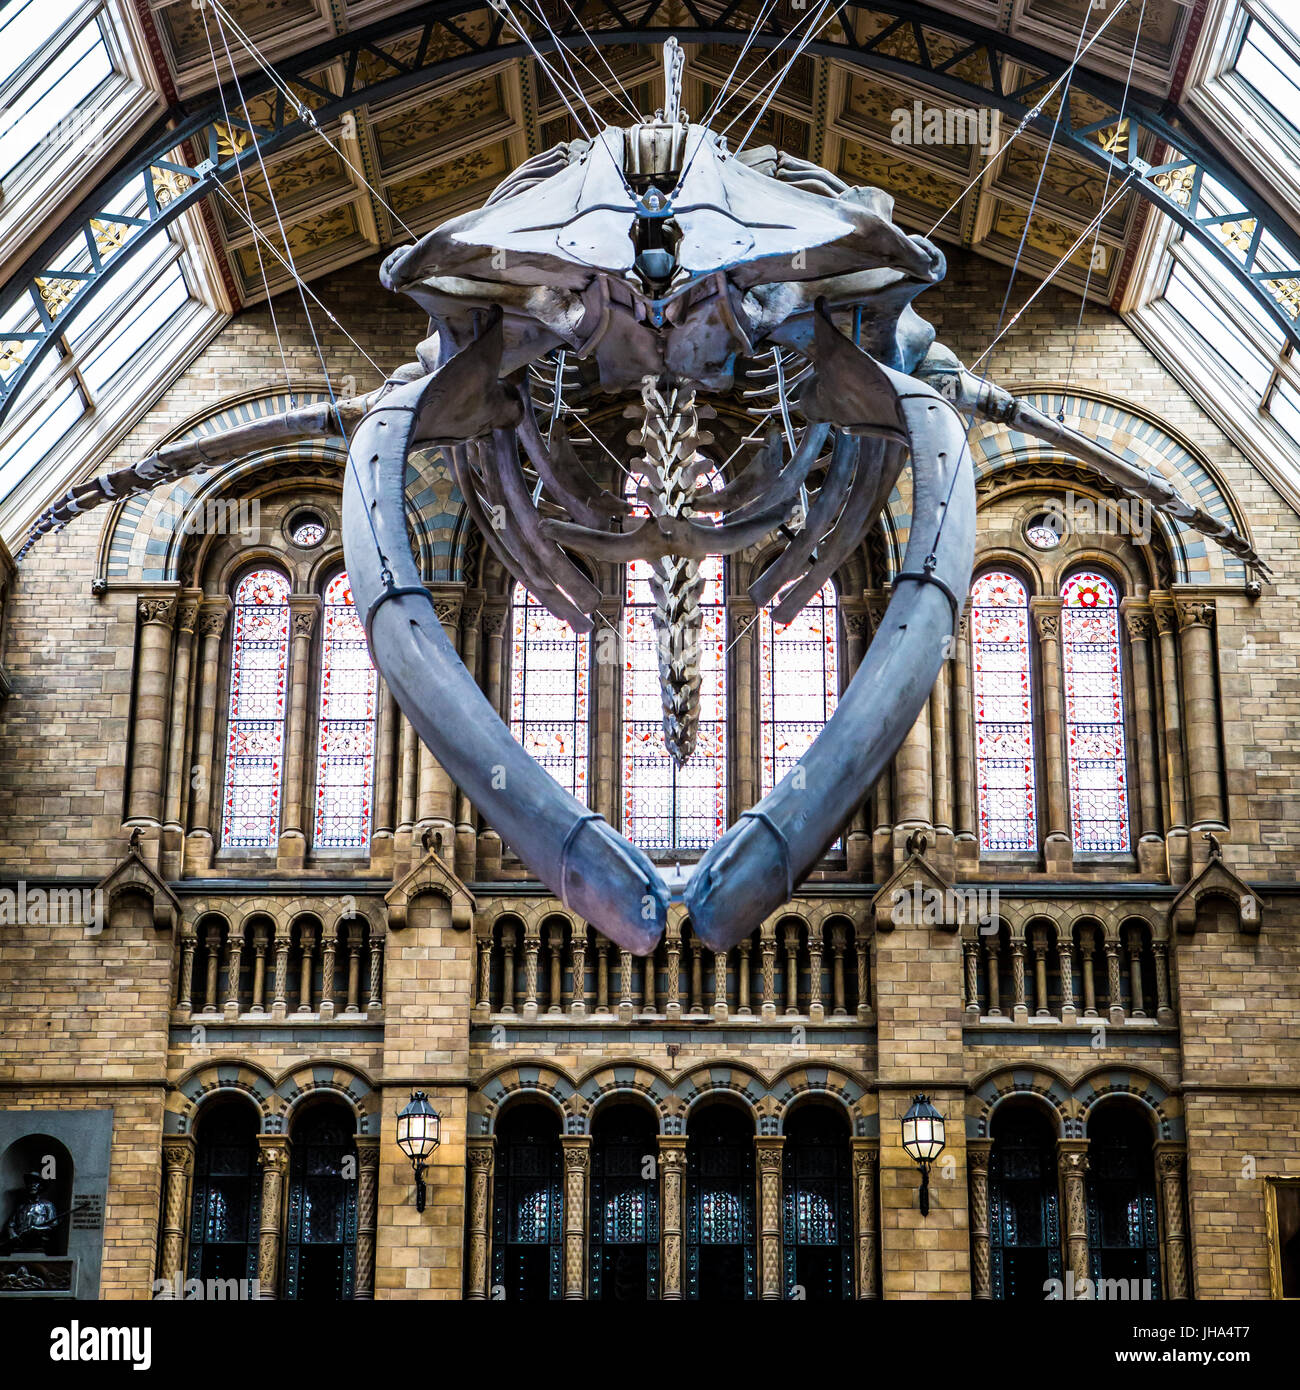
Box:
222;569;290;849
1062;572;1129;852
971;571;1038;852
313;572;379;849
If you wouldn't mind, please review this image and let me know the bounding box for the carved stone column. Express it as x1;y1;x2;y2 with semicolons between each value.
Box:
953;605;977;873
732;596;758;818
249;922;270;1014
929;657;953;871
893;698;932;866
712;949;728;1021
1058;934;1077;1025
1079;928;1098;1017
1122;602;1164;874
1032;598;1072;872
1153;600;1189;880
202;921;222;1014
806;921;825;1022
595;939;611;1014
760;920;777;1019
353;1134;379;1299
783;922;800;1014
1058;1141;1090;1294
397;712;417;854
473;924;493;1021
223;921;244;1019
296;923;315;1013
128;595;177;840
522;922;540;1019
830;923;847;1016
843;606;872;876
1153;939;1174;1024
1010;935;1028;1023
278;596;320;869
1104;935;1124;1025
1125;925;1146;1018
161;593;200;876
1177;598;1227;867
256;1136;289;1299
271;927;291;1022
984;936;1002;1016
466;1137;495;1301
157;1137;195;1290
478;601;509;874
455;592;484;879
1156;1143;1190;1299
963;936;981;1018
561;1136;590;1300
184;597;230;873
318;919;337;1019
757;1137;785;1300
416;589;461;846
176;921;197;1013
570;925;588;1017
344;921;364;1014
366;931;383;1015
665;919;683;1019
1032;927;1050;1017
855;921;871;1019
618;948;634;1022
548;921;565;1013
967;1139;993;1299
372;680;398;875
658;1135;686;1300
851;1138;879;1299
737;940;753;1015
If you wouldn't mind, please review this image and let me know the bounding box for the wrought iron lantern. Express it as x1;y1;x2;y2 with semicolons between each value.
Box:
396;1090;440;1212
901;1093;946;1216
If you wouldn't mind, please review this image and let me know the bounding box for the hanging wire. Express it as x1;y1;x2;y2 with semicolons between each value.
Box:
206;0;423;242
1061;0;1149;420
925;0;1134;239
514;0;642;123
204;1;391;569
696;0;786;132
197;2;296;403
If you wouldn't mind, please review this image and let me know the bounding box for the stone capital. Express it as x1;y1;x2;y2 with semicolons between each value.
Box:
197;596;232;637
257;1135;289;1174
967;1137;993;1174
1030;596;1063;640
288;594;321;638
482;600;509;636
138;595;177;627
1120;598;1154;642
1176;597;1215;631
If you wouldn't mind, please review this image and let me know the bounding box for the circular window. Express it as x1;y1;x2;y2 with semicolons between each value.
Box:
1025;511;1064;550
289;513;327;548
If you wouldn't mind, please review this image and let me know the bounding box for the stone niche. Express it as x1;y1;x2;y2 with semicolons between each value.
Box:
0;1110;113;1298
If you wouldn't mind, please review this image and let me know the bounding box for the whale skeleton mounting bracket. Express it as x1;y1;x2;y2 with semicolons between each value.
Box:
20;44;1269;954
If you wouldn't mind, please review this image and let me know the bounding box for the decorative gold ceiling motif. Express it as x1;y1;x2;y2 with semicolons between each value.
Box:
135;1;1198;307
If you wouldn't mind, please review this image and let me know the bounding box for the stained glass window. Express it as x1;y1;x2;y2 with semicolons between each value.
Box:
284;1101;358;1300
291;517;326;548
313;572;379;849
222;569;290;849
622;472;727;851
759;579;839;796
781;1107;852;1301
491;1105;564;1302
1062;572;1130;853
509;583;590;800
589;1104;660;1301
971;572;1038;852
685;1105;756;1300
187;1100;261;1286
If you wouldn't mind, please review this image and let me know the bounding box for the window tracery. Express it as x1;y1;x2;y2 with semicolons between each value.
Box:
313;572;378;850
759;578;839;798
1062;572;1130;853
222;569;291;849
508;582;590;800
971;571;1038;853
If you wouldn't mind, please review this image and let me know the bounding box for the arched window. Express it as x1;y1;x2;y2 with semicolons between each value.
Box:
313;572;379;849
222;569;291;849
989;1104;1063;1300
622;474;727;850
508;583;590;799
1061;572;1130;852
759;579;839;797
685;1105;756;1300
589;1102;659;1300
782;1105;853;1300
187;1100;261;1286
971;571;1037;852
1085;1104;1161;1297
284;1101;359;1300
491;1104;563;1301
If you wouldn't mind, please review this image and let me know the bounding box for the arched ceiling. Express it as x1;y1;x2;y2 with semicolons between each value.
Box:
125;0;1202;309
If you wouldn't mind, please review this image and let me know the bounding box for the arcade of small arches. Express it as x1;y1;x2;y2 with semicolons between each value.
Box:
153;1058;1189;1301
